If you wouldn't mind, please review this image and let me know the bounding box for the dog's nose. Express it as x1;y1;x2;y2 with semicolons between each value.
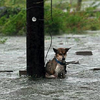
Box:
62;58;65;60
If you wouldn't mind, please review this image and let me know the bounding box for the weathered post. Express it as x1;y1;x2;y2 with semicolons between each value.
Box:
26;0;45;78
70;0;73;5
76;0;82;11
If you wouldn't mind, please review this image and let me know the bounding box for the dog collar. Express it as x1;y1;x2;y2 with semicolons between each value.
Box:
55;58;66;65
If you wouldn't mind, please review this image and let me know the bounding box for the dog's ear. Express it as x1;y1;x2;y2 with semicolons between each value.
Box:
53;48;57;53
65;48;70;52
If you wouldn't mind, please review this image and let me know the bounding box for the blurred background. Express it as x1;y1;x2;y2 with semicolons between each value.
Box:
45;0;100;35
0;0;100;36
0;1;100;100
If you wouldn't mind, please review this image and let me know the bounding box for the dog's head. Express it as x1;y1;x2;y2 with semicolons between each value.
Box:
53;48;70;61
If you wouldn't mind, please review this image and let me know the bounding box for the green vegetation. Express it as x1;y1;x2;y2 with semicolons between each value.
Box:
0;0;100;35
0;0;26;35
0;37;7;44
1;9;26;35
0;7;26;35
44;5;66;35
0;0;25;8
44;1;100;34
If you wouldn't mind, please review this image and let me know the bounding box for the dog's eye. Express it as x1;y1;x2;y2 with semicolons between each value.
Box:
63;53;66;55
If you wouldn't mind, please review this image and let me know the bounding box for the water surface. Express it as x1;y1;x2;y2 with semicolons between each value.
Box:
0;32;100;100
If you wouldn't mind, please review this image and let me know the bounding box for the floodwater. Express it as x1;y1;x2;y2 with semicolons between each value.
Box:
0;32;100;100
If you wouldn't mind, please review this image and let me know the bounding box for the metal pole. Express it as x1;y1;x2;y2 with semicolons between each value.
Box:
26;0;45;78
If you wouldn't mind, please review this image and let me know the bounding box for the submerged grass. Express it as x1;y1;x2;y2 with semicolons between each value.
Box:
0;37;7;44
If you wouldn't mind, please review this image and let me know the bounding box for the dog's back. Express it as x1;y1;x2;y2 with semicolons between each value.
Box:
45;59;57;75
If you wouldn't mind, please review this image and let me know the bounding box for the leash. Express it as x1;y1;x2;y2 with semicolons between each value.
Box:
55;58;79;65
45;0;53;66
51;0;53;21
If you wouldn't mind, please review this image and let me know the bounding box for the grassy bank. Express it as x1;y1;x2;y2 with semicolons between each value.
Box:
0;0;26;35
44;1;100;34
0;0;100;35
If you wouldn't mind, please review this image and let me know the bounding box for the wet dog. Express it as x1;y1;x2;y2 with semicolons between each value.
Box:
45;48;70;78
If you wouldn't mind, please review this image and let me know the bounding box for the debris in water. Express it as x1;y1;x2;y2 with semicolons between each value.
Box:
76;51;93;55
19;70;27;76
91;68;100;71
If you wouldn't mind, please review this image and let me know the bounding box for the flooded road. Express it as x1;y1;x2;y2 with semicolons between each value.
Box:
0;32;100;100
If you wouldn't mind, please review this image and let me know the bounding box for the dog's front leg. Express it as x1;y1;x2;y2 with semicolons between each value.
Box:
64;65;67;73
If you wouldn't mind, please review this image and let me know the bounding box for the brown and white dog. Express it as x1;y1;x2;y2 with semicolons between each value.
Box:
45;48;70;78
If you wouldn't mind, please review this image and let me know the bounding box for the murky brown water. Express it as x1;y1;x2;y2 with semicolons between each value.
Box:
0;32;100;100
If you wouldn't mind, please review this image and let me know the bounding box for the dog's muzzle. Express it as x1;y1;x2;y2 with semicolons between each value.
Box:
62;55;65;61
62;57;65;60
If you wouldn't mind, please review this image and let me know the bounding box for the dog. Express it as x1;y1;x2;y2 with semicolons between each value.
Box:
45;48;70;78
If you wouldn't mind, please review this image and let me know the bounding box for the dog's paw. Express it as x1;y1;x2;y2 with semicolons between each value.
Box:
45;73;56;79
